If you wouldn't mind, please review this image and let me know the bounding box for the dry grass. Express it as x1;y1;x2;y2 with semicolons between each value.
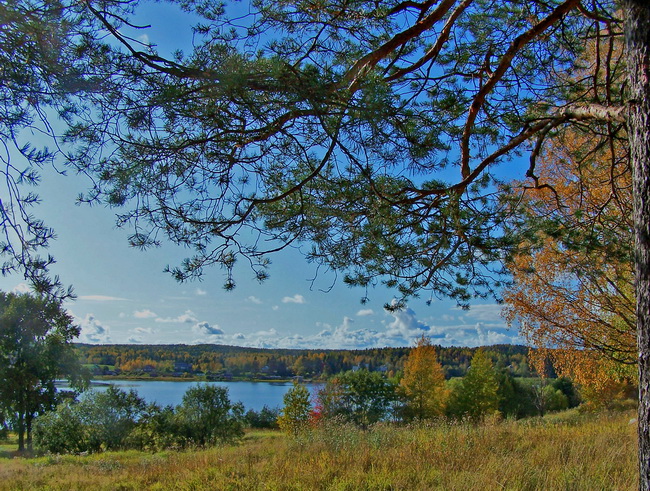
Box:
0;410;637;490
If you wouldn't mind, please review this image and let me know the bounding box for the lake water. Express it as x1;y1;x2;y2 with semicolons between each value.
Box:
88;380;296;411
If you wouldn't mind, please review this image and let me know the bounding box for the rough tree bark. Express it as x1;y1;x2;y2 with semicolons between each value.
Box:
626;0;650;489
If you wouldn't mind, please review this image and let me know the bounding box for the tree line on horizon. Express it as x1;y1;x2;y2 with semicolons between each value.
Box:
74;342;533;380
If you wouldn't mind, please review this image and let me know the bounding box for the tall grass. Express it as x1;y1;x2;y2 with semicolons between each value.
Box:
0;410;637;490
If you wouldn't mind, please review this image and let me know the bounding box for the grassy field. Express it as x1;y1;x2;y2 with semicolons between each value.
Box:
0;409;637;490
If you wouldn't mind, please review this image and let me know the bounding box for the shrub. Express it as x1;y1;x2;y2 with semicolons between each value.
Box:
34;386;147;454
33;401;86;454
34;384;246;454
244;405;280;429
175;384;245;446
81;386;147;451
128;403;182;451
317;370;397;428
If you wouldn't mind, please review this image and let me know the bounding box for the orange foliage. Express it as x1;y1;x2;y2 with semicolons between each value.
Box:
400;336;448;419
503;31;635;396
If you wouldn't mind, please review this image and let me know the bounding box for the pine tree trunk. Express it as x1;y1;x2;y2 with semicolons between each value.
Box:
625;1;650;489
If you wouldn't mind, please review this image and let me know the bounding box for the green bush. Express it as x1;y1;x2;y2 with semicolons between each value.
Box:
175;385;245;446
33;386;146;454
81;386;147;451
317;370;397;428
244;405;280;429
128;403;182;451
33;401;86;454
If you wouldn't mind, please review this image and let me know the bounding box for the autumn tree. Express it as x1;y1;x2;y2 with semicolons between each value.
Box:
502;29;637;402
0;291;87;452
502;139;637;398
399;336;448;420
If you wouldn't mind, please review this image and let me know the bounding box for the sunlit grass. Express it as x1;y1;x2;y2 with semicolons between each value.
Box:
0;410;637;490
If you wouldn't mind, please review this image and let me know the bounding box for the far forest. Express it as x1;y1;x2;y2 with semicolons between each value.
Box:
76;343;532;380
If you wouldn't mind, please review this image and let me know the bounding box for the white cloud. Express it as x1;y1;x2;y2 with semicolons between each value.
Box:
474;322;522;346
12;283;31;294
128;336;143;344
76;314;111;344
282;294;306;304
356;309;375;317
272;305;279;311
172;301;520;351
79;295;128;302
243;300;516;349
459;304;504;323
193;321;224;336
195;288;207;296
247;296;263;304
311;317;383;349
134;327;154;334
253;328;279;337
137;34;150;45
384;305;431;343
155;310;198;324
134;309;157;319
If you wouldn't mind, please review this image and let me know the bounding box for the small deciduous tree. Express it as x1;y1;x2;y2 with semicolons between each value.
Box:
399;336;448;420
175;384;244;446
244;405;280;429
0;291;87;452
317;370;396;429
448;350;500;423
81;386;147;451
277;381;312;435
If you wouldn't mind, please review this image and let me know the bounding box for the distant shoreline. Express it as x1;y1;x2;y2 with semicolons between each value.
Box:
92;375;298;384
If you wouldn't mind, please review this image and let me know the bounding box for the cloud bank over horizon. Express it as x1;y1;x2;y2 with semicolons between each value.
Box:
71;302;522;349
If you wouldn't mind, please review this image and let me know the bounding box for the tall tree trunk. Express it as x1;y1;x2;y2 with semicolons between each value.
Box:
26;413;33;451
626;1;650;489
16;411;25;453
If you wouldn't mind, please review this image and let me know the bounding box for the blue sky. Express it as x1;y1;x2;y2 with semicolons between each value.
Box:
0;163;523;349
0;0;524;350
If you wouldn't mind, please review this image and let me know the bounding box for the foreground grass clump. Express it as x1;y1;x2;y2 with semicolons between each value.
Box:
0;410;636;490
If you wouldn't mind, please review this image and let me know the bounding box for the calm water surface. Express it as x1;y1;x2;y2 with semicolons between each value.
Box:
89;380;295;411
